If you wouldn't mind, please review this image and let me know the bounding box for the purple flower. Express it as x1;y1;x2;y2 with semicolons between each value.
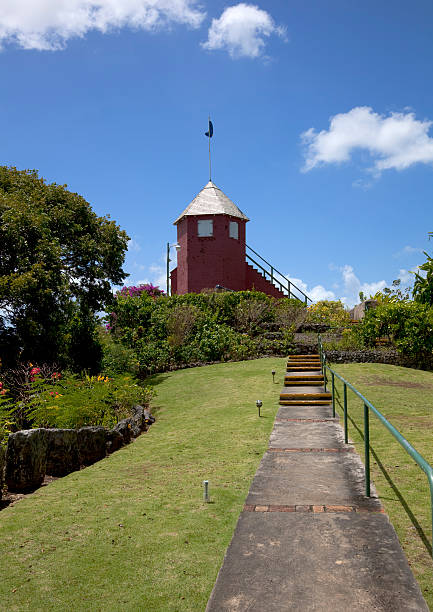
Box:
117;284;165;298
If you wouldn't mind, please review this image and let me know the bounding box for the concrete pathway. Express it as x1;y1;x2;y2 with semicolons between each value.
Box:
206;367;428;610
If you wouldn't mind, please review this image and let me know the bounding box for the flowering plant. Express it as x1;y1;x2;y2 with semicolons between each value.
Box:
117;284;165;298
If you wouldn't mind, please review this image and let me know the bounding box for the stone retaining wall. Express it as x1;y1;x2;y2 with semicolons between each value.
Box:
4;405;154;493
325;349;433;370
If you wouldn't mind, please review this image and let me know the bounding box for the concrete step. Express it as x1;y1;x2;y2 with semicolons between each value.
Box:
280;399;333;405
284;380;324;386
284;372;324;380
287;359;321;364
287;365;321;368
287;366;322;371
280;393;332;400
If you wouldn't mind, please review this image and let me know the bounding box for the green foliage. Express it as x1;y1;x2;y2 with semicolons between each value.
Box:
191;322;244;362
354;301;433;358
323;328;365;351
26;373;153;429
363;279;411;304
0;382;12;446
137;340;172;375
65;306;103;373
274;299;306;330
233;298;273;335
0;365;152;432
0;166;129;368
166;303;203;347
107;291;301;374
413;251;433;305
100;332;139;377
305;300;351;327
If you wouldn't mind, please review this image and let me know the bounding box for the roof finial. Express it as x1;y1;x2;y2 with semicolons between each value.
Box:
205;116;213;182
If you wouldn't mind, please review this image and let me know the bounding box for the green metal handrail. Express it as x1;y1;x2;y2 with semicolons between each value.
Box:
246;244;312;304
318;335;433;557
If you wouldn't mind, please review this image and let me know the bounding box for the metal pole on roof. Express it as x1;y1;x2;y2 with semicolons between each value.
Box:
205;116;213;182
208;115;212;182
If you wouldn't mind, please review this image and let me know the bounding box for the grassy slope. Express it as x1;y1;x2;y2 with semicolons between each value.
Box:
332;363;433;608
0;358;284;611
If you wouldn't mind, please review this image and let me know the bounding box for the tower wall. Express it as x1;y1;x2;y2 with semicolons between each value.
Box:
174;214;247;294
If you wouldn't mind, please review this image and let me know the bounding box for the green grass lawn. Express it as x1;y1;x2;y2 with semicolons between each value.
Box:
0;358;284;611
331;362;433;608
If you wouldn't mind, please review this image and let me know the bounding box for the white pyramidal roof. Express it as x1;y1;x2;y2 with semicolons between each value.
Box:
174;181;249;225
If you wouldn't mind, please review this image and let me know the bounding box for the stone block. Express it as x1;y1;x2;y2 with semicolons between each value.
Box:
45;429;80;477
131;404;155;432
77;426;107;466
5;429;48;492
105;428;124;454
112;419;137;444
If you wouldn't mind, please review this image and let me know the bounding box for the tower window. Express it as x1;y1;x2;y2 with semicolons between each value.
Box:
198;219;213;237
229;221;239;239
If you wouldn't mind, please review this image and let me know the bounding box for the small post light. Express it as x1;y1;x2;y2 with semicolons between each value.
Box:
256;400;262;417
271;369;276;383
203;480;210;503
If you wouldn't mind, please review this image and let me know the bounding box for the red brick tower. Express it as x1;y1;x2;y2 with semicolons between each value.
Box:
170;181;249;294
170;181;286;297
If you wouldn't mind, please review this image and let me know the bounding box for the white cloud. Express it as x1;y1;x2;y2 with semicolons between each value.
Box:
341;264;386;304
201;3;286;59
286;265;398;308
0;0;205;51
149;263;167;288
393;245;424;257
285;275;336;303
398;268;413;284
127;238;141;253
301;106;433;176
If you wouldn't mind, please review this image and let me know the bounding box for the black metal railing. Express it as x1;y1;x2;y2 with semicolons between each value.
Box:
245;244;311;304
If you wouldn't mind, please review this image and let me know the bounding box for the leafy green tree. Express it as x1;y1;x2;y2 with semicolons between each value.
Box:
413;252;433;305
363;279;411;304
412;232;433;305
0;166;129;368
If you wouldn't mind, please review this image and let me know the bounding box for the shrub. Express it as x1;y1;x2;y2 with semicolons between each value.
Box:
27;374;153;429
233;299;273;335
118;284;165;298
305;300;351;327
106;290;303;373
323;328;365;351
100;332;139;376
191;323;234;362
354;302;433;359
274;299;307;330
413;251;433;305
136;340;172;375
166;304;202;347
0;365;153;432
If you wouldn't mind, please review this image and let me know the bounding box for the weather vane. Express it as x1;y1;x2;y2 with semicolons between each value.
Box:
205;116;213;182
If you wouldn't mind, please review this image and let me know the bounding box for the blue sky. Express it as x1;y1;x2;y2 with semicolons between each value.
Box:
1;0;433;306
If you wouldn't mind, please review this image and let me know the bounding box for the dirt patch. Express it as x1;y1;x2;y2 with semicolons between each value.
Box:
359;376;433;390
0;475;59;511
392;415;433;429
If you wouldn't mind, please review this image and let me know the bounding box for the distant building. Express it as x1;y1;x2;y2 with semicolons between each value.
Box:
349;299;379;321
170;181;285;297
